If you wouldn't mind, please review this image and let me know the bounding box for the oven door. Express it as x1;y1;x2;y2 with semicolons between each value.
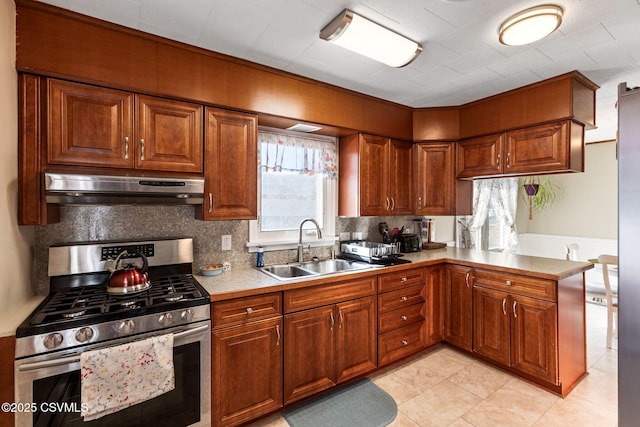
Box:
15;321;211;427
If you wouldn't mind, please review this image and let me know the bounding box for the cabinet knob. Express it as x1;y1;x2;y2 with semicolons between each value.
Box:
505;280;512;286
401;339;408;346
401;315;408;321
246;307;253;314
401;276;407;282
400;296;408;301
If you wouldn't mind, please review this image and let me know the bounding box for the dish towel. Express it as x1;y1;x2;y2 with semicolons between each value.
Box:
80;334;175;421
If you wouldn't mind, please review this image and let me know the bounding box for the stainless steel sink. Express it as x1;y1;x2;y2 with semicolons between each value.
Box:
259;259;374;281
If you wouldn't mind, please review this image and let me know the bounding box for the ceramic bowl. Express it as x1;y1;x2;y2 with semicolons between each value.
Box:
199;264;223;276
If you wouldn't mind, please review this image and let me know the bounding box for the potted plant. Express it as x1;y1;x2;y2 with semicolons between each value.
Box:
521;176;562;220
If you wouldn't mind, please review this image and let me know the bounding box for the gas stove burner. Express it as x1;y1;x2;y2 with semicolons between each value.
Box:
119;300;140;309
62;309;86;319
164;293;184;302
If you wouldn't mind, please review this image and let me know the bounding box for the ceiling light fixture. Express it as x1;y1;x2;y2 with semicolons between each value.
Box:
499;5;563;46
320;9;422;68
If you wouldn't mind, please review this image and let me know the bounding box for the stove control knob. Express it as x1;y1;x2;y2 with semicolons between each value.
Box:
43;333;63;349
75;327;94;343
159;312;173;327
118;319;136;334
181;309;194;322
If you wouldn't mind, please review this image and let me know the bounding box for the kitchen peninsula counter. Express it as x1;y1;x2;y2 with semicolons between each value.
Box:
198;247;593;302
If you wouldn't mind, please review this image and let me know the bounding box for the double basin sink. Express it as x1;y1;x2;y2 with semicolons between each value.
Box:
259;259;376;281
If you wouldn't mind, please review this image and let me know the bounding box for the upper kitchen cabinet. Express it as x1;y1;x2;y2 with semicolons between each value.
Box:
339;133;413;217
457;120;584;179
199;107;257;220
414;142;471;215
47;79;203;173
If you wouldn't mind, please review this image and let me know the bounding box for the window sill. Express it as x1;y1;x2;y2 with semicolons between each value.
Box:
246;237;338;253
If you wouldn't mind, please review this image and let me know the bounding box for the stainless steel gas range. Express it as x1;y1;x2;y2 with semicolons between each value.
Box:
14;238;211;427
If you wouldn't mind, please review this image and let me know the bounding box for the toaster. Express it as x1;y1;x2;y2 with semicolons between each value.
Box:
395;233;422;253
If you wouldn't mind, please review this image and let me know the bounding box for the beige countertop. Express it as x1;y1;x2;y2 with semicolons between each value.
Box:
198;247;593;302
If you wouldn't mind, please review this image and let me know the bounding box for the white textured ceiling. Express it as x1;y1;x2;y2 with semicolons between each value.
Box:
35;0;640;142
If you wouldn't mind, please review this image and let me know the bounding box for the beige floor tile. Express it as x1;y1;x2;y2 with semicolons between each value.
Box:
388;411;421;427
447;418;474;427
247;413;288;427
590;349;618;375
569;367;618;411
461;377;558;427
533;391;617;427
399;380;481;427
372;370;427;405
447;359;512;399
392;347;473;392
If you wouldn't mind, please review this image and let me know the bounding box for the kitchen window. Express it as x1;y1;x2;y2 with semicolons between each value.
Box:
248;127;338;250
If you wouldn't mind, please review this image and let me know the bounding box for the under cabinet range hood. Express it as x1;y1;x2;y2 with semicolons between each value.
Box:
45;172;205;205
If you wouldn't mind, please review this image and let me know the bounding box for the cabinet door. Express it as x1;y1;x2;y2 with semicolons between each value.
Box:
511;295;558;384
444;265;473;351
135;95;203;173
335;297;377;384
425;264;444;346
203;108;257;220
48;79;133;168
505;121;569;174
284;306;335;404
389;140;413;215
456;133;504;178
212;317;283;427
359;134;390;216
473;286;510;366
415;143;454;215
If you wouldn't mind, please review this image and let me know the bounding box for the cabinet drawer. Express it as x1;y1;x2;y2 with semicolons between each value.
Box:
378;268;426;293
284;277;376;313
212;293;282;327
378;284;425;313
378;322;426;366
474;269;556;301
378;303;425;334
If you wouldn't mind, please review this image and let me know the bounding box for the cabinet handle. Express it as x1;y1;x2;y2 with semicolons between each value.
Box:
496;153;500;167
401;276;407;282
275;324;280;346
208;193;213;213
401;315;408;321
140;138;145;160
418;197;422;209
506;280;512;286
502;298;507;315
512;301;518;318
124;137;129;159
245;307;253;314
386;197;390;211
339;310;344;329
401;339;408;346
400;296;408;302
390;197;395;211
330;312;335;331
506;152;511;168
465;272;471;287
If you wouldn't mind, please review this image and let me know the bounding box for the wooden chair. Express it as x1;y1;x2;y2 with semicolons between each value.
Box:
598;254;619;348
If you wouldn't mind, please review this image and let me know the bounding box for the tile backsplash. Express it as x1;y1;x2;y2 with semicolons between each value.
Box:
33;205;424;294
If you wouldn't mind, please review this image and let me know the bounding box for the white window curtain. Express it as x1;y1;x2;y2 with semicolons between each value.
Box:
458;178;519;253
258;129;337;178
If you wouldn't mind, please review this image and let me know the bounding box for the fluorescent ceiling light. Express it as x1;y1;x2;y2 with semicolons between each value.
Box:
499;5;563;46
287;123;322;133
320;9;422;68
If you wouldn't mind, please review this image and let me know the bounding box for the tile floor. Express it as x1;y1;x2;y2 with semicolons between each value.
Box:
251;303;617;427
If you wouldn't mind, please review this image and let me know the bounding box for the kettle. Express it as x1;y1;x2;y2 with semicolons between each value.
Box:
107;250;151;294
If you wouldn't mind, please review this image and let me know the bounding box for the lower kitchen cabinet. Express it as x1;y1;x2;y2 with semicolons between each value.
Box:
425;264;444;346
212;295;283;427
284;296;377;404
444;264;473;351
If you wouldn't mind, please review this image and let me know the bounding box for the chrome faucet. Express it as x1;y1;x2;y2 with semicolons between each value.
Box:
298;218;323;262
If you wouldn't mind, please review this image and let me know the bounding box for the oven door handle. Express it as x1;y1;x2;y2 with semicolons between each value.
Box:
18;324;209;372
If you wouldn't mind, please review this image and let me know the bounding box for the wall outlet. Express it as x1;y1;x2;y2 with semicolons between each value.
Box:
339;232;351;241
352;231;363;240
221;235;232;251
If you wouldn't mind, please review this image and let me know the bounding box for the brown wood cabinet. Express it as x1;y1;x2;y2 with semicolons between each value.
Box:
284;295;376;404
47;79;203;173
473;269;560;387
339;133;412;216
200;107;257;220
444;264;473;351
212;294;283;427
425;264;444;346
457;120;584;179
414;142;471;215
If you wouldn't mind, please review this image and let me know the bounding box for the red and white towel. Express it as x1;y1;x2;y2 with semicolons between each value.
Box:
80;334;174;421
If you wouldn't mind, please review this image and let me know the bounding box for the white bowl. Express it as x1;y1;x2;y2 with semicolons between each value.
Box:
199;265;223;276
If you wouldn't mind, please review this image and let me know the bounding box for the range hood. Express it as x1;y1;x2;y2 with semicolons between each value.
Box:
45;172;205;205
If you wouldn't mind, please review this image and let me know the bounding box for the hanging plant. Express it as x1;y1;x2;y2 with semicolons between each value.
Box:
520;176;562;220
